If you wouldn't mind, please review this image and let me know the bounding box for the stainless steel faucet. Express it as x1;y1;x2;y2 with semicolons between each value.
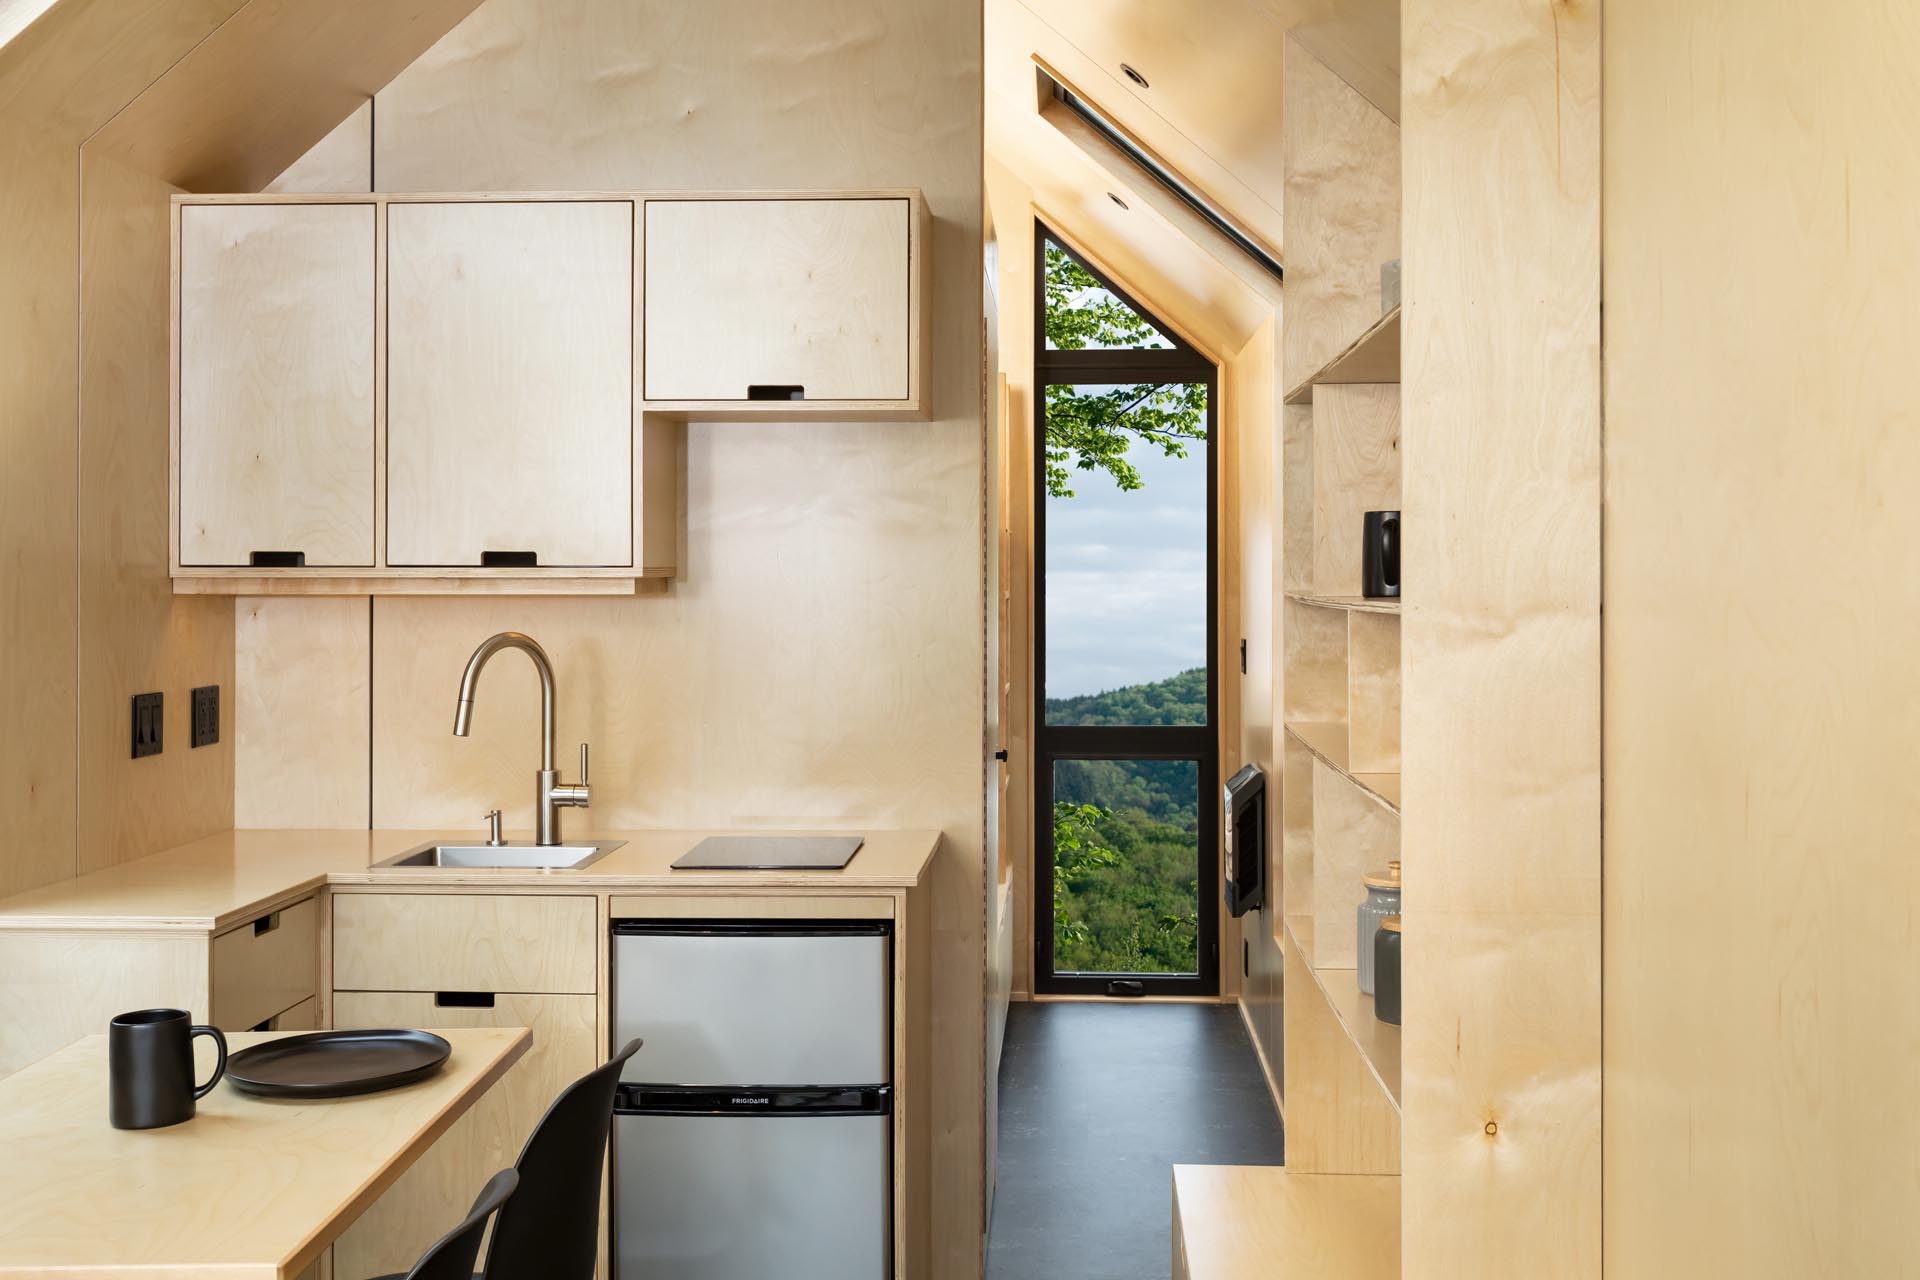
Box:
453;631;590;846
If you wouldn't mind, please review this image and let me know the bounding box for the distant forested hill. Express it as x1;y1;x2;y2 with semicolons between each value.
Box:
1044;668;1207;974
1045;666;1206;728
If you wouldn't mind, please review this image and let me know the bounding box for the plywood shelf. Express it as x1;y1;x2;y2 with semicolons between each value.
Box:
1284;722;1401;813
1286;589;1400;615
1283;306;1401;404
1172;1164;1400;1280
1315;964;1402;1111
1284;915;1401;1114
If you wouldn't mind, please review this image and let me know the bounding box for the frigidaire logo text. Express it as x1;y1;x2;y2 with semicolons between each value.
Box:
733;1096;771;1105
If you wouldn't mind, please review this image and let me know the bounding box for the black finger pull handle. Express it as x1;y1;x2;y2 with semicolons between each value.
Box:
252;911;279;936
249;550;305;567
1106;979;1147;998
481;550;539;568
436;991;497;1008
748;384;806;401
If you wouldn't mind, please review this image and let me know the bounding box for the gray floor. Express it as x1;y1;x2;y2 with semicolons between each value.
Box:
985;1001;1285;1280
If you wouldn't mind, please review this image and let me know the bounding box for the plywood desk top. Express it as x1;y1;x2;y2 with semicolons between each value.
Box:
0;1027;529;1279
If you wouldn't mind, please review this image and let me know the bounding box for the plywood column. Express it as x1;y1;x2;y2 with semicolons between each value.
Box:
1602;4;1920;1274
1399;0;1602;1275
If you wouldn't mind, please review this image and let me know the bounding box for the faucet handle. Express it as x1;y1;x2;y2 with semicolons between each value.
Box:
578;742;589;785
484;809;504;846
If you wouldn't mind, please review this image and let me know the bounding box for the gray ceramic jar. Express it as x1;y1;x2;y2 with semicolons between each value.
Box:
1356;859;1401;995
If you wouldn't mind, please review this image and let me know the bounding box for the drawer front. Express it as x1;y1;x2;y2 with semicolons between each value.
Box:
644;197;912;402
333;893;597;994
333;990;598;1278
210;895;319;1031
264;995;320;1032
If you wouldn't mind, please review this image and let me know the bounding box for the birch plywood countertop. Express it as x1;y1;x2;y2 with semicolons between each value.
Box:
0;828;941;932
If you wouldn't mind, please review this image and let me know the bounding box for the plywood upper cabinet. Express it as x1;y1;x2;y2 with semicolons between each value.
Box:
176;203;376;567
643;194;928;416
168;188;924;593
386;200;635;568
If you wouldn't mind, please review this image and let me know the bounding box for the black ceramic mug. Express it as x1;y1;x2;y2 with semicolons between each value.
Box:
1362;509;1400;599
109;1008;227;1130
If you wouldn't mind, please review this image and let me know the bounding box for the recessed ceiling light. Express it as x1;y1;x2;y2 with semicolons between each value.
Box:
1108;192;1130;210
1120;63;1149;89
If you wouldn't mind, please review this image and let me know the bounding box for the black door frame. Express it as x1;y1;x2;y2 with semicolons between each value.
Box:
1031;222;1220;997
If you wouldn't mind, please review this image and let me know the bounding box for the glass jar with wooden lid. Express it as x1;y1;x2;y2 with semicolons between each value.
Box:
1356;859;1401;995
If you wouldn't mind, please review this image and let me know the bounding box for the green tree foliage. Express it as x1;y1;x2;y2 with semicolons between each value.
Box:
1046;672;1205;976
1043;243;1207;498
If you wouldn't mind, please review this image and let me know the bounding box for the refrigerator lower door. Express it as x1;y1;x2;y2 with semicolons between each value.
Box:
613;1112;890;1279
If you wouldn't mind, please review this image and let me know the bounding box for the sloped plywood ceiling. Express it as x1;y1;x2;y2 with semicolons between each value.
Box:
990;0;1396;271
87;0;488;191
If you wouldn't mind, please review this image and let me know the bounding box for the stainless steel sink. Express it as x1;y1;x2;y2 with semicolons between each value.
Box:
372;839;625;871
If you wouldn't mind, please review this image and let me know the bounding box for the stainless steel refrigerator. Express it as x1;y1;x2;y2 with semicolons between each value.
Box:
610;918;892;1279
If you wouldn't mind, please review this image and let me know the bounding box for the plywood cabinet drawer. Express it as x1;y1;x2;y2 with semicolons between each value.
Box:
332;990;598;1278
644;196;915;404
210;895;319;1031
332;893;597;994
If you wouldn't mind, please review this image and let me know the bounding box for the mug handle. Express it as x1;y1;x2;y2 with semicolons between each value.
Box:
190;1024;228;1099
1382;512;1400;589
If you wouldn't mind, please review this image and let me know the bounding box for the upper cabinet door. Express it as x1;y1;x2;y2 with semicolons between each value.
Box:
644;197;913;403
178;203;376;567
386;200;634;568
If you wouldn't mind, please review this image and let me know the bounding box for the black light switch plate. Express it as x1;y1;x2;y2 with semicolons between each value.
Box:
191;685;219;748
131;692;163;758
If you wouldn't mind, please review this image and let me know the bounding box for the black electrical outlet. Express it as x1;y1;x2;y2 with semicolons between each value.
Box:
191;684;220;748
131;692;163;759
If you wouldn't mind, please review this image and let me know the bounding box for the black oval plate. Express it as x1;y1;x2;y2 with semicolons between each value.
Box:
226;1029;452;1099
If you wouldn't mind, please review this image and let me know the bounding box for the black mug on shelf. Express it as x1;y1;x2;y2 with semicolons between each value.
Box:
1362;509;1400;599
109;1008;227;1130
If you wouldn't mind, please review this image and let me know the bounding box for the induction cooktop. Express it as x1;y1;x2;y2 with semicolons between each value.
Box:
671;835;865;870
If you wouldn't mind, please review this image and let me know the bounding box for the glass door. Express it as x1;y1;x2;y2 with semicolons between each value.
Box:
1032;225;1218;996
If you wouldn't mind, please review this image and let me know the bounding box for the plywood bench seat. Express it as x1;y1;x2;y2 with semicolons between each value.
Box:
1171;1165;1399;1279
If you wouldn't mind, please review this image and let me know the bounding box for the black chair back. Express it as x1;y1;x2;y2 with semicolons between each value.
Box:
481;1038;643;1280
404;1168;518;1280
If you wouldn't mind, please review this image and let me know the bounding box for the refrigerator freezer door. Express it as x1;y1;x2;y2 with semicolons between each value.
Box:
612;927;889;1085
613;1112;890;1279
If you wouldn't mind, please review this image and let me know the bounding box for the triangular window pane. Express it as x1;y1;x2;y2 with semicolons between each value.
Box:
1042;239;1177;351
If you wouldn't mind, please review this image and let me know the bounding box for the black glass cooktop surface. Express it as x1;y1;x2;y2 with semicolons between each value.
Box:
671;835;865;870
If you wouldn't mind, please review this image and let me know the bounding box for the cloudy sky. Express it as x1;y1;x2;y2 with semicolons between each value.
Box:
1044;423;1207;700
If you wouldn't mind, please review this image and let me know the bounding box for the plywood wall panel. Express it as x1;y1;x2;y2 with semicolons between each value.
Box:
1310;382;1400;597
1399;0;1602;1275
1310;759;1397;970
235;597;370;829
1281;36;1399;387
1603;5;1920;1275
0;122;80;897
266;100;372;193
75;149;235;873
